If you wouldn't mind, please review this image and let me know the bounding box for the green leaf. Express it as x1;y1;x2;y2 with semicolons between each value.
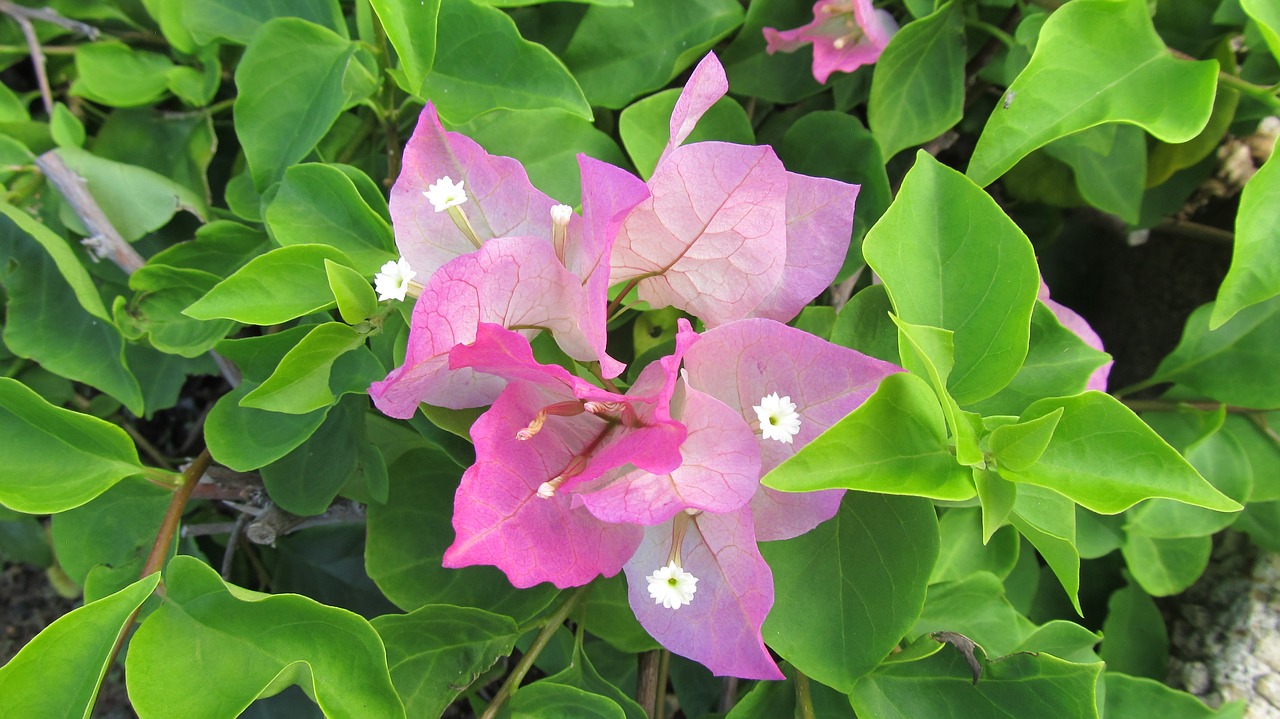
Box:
892;316;982;466
91;108;217;201
502;681;625;718
184;244;352;325
326;260;379;324
1147;39;1241;188
868;1;966;160
1211;153;1280;328
864;153;1039;404
204;381;330;471
370;0;440;94
184;0;347;45
366;448;560;621
911;572;1035;656
967;0;1219;185
373;605;520;718
543;641;648;719
991;408;1063;473
50;479;170;586
974;469;1017;543
50;103;85;148
762;372;975;501
831;283;900;365
1104;673;1245;719
0;573;160;719
1009;485;1082;614
424;0;590;122
127;556;406;719
779;111;891;268
0;201;109;320
234;18;378;190
930;508;1020;584
118;265;235;357
265;163;395;275
56;146;208;242
582;574;659;653
618;88;753;180
1242;0;1280;63
853;641;1103;719
559;0;744;110
1121;533;1212;597
967;302;1111;417
998;392;1240;514
1043;124;1147;224
762;492;939;692
240;323;362;414
1152;297;1280;408
0;378;146;514
458;108;630;205
1099;581;1168;680
72;42;174;107
259;397;362;515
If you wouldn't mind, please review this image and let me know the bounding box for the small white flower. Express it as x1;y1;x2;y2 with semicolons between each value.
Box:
753;392;801;444
374;257;416;302
646;561;698;610
423;176;468;212
550;204;573;226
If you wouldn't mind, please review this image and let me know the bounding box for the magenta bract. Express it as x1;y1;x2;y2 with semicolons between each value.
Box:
763;0;898;84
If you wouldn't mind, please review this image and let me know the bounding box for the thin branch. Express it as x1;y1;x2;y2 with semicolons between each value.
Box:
795;670;815;719
34;150;146;274
220;513;249;579
0;0;100;116
718;677;739;715
637;650;660;718
654;649;670;719
0;1;99;38
480;586;591;719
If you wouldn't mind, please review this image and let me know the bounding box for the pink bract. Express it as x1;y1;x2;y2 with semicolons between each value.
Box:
1039;280;1113;392
763;0;899;84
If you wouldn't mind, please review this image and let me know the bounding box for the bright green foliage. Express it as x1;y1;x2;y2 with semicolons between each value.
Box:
184;0;346;45
1104;673;1245;719
184;245;352;324
72;43;174;108
1242;0;1280;63
762;492;939;691
241;323;363;414
990;408;1063;473
266;164;396;274
1009;484;1082;613
1153;297;1280;407
1100;581;1169;680
1043;125;1146;224
204;381;331;471
868;1;965;160
50;479;171;587
1121;533;1212;597
931;508;1020;584
0;573;160;719
502;681;625;718
370;0;441;96
865;153;1039;405
0;378;149;514
326;260;379;324
968;0;1219;185
259;398;366;514
1211;153;1280;328
58;146;208;241
127;556;405;718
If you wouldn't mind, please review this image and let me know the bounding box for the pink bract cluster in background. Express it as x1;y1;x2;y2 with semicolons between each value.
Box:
763;0;899;84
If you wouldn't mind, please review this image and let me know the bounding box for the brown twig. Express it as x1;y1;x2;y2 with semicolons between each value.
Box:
637;650;660;718
34;150;146;273
0;0;99;115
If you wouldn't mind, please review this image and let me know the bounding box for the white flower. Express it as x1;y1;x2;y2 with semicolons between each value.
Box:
646;561;698;610
374;258;416;302
550;204;573;226
423;176;468;212
753;392;801;444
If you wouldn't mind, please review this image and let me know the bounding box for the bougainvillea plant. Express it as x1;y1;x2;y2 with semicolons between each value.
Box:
0;0;1278;717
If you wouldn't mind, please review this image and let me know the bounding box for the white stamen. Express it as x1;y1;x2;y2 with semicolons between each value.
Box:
646;561;698;610
550;204;573;226
753;392;802;444
424;176;468;212
373;257;417;302
537;482;557;499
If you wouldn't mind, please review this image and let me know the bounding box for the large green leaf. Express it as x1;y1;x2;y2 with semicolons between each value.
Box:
0;378;147;514
559;0;744;110
1009;485;1082;614
127;556;405;719
366;448;560;621
1211;153;1280;328
50;479;171;587
852;642;1103;719
0;201;109;320
184;0;346;45
1121;533;1212;597
373;605;520;718
0;573;160;719
183;244;351;325
762;372;975;501
930;508;1020;584
57;146;208;242
502;681;625;718
762;492;939;692
1152;297;1280;408
999;392;1239;515
72;42;174;107
459;108;630;205
1043;124;1147;224
423;0;590;122
1242;0;1280;63
617;89;752;180
369;0;441;95
234;18;378;190
543;636;648;719
240;323;363;414
1104;673;1244;718
118;265;234;357
203;381;330;471
1099;581;1168;680
967;0;1218;185
868;1;965;160
265;164;395;275
863;153;1039;404
911;572;1036;657
259;397;362;515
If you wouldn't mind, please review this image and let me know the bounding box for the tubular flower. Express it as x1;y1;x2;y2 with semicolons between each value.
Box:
646;561;698;609
763;0;899;84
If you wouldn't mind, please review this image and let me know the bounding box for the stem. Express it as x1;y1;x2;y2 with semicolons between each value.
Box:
606;277;643;321
654;649;670;719
965;19;1016;49
447;205;484;249
1121;399;1276;415
480;586;590;719
1168;47;1280;110
637;650;660;718
1110;377;1159;399
370;12;401;188
795;670;815;719
35;151;146;274
97;449;211;704
718;677;739;714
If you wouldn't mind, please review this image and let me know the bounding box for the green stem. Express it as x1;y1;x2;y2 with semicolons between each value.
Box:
795;670;815;719
654;649;670;719
480;586;591;719
369;9;401;187
1218;70;1280;110
1110;377;1159;399
606;277;643;322
965;19;1016;49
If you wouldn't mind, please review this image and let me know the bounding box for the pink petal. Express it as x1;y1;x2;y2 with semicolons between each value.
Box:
1038;281;1111;392
763;24;815;55
682;318;902;475
369;237;593;416
751;171;859;323
665;53;729;161
611;143;789;327
579;385;761;525
625;510;783;680
749;487;844;542
443;381;643;588
568;155;650;379
392;103;557;279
